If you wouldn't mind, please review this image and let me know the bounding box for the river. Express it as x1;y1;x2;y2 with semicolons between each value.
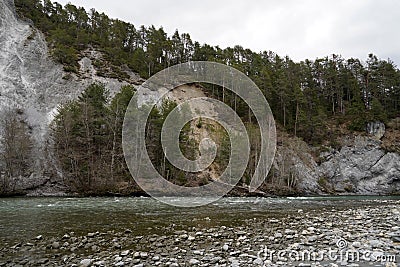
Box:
0;196;399;266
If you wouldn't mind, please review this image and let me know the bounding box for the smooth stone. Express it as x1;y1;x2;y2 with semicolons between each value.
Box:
140;252;148;258
274;233;283;238
152;255;160;261
80;259;92;267
51;242;60;249
369;240;380;248
120;250;130;256
62;234;70;239
230;251;241;256
179;234;188;239
189;258;200;265
193;250;203;255
253;258;263;265
307;236;318;242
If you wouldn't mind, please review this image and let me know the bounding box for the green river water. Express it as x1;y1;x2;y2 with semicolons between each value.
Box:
1;196;399;243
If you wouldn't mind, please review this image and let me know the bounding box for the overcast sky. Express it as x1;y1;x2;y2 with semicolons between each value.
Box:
56;0;400;66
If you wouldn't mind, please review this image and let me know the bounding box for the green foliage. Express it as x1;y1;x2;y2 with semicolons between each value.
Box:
52;83;118;193
52;44;79;73
369;98;388;123
348;100;368;131
215;129;231;170
17;0;400;148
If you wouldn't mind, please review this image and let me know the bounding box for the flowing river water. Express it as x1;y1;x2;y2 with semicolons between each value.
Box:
0;196;399;266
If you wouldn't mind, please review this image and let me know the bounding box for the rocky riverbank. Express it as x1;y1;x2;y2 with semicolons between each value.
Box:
1;201;399;267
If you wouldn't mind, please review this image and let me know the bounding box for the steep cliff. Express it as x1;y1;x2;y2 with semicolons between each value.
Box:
271;131;400;195
0;0;137;194
318;135;400;195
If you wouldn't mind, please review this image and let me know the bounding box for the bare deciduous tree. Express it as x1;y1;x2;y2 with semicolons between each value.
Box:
0;108;33;194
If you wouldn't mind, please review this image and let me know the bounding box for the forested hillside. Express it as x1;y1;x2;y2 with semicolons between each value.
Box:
15;0;400;145
7;0;400;195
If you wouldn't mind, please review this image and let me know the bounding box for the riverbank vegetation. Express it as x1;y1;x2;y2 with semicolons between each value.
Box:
6;0;400;195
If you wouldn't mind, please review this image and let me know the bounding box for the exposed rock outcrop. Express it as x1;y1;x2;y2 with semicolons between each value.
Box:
269;133;400;196
268;132;322;194
318;136;400;195
0;0;137;195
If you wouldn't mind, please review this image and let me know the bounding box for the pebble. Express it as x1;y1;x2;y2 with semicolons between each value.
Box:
80;259;92;267
139;252;148;258
253;258;263;265
87;232;98;238
189;258;200;265
51;242;60;249
1;202;399;267
120;250;130;256
274;233;283;238
62;234;70;240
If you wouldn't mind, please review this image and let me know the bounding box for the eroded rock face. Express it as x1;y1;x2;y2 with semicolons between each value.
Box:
0;0;134;194
272;135;400;195
271;139;321;194
318;136;400;195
